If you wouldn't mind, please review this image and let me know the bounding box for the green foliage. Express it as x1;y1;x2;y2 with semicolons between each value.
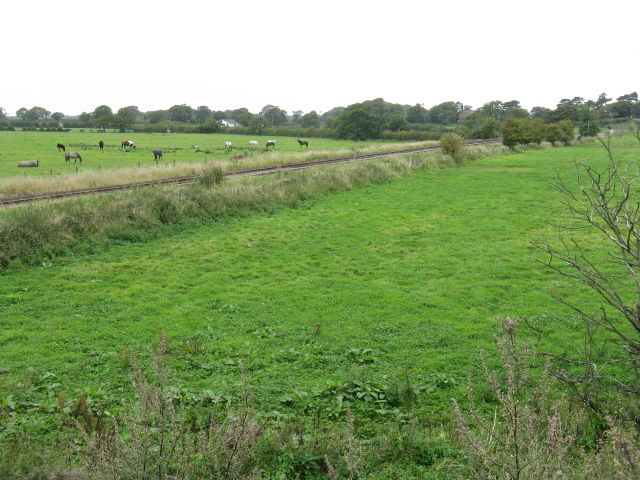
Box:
248;116;271;134
387;113;409;132
300;111;320;128
17;106;52;121
232;107;254;127
502;117;571;147
194;105;212;124
406;103;429;124
463;115;500;139
260;105;288;125
333;103;386;141
427;101;461;125
439;133;465;155
147;109;169;124
200;165;225;187
196;118;223;133
543;104;578;123
168;104;194;123
578;105;601;137
92;104;113;119
111;106;139;132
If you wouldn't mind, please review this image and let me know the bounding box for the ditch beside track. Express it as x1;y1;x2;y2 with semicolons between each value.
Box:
0;139;502;208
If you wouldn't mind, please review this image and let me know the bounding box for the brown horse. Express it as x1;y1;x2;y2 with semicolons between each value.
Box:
65;152;83;164
266;140;277;149
122;140;136;150
57;143;65;152
99;140;104;150
297;139;309;149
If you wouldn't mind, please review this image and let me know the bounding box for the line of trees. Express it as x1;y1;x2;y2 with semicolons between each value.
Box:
2;91;638;142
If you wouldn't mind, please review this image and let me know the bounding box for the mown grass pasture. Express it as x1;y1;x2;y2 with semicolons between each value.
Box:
0;131;404;179
1;136;638;477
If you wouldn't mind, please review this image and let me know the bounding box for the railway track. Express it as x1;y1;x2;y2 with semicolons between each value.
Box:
0;139;501;208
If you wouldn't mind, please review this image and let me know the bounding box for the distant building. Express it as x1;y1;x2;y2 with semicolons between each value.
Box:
221;119;241;128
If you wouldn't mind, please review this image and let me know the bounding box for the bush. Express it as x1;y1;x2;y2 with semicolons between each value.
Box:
200;166;225;187
439;133;465;155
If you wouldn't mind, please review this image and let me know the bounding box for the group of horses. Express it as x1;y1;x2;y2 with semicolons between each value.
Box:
53;140;137;165
51;137;310;168
241;139;308;150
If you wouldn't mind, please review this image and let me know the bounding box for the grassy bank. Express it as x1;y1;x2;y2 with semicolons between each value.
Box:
0;142;512;269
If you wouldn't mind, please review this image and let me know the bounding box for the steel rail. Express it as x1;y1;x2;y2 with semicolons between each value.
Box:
0;139;501;207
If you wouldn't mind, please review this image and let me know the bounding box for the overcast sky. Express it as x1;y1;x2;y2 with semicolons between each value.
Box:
3;0;638;118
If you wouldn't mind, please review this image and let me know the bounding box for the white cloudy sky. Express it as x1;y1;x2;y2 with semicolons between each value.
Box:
3;0;638;117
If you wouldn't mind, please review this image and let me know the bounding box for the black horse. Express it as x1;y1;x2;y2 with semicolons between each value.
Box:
57;143;65;152
99;140;104;150
154;149;163;160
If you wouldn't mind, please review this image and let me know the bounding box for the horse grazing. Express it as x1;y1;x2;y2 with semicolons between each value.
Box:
266;140;277;149
57;143;65;152
225;141;233;150
65;152;83;164
297;139;309;149
231;154;244;161
154;149;163;160
249;140;259;148
99;140;104;150
122;140;136;150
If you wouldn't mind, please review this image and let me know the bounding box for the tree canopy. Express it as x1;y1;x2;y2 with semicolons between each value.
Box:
333;103;385;141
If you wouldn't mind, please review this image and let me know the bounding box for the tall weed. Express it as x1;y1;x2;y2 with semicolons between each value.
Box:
453;317;586;479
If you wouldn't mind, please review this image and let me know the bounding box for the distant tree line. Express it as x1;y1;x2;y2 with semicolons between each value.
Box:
2;92;638;143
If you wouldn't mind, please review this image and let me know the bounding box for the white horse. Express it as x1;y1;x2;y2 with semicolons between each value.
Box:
225;141;233;150
249;140;259;148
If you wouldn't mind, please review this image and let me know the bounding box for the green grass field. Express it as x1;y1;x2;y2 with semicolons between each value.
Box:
1;135;638;476
0;131;401;179
2;139;632;406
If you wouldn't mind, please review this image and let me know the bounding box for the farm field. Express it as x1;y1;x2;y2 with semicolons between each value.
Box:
0;131;406;180
2;140;631;399
1;136;637;476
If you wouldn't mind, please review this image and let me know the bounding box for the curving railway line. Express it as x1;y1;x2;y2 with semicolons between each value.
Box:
0;139;501;208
